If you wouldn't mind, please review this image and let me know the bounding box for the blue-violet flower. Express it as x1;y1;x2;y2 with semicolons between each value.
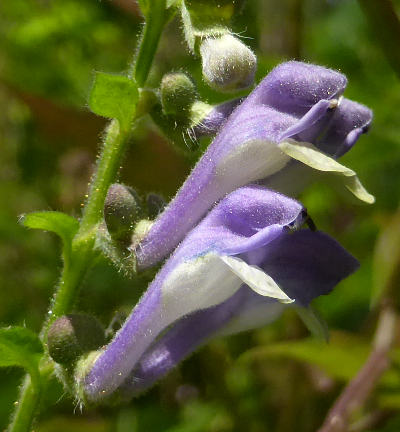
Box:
83;186;358;402
136;61;373;269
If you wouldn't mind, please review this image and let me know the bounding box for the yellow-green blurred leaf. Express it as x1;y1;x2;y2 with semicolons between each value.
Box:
372;210;400;305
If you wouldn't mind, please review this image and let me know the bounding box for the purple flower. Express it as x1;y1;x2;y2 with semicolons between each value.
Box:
136;61;373;270
82;186;358;402
191;97;243;139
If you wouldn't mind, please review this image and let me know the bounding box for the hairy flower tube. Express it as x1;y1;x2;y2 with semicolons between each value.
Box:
81;186;358;402
191;97;243;139
119;226;351;397
136;61;373;270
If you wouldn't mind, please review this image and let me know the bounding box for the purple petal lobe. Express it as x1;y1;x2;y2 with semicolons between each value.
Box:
260;229;359;305
252;61;347;116
296;98;372;157
119;228;358;397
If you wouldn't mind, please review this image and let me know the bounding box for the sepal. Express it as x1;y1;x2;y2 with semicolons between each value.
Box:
47;314;105;366
73;350;103;406
95;223;137;277
160;72;198;120
104;184;142;244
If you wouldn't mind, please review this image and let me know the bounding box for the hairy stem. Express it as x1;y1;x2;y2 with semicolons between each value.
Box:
8;2;167;431
132;0;167;87
8;376;40;432
77;120;129;235
9;365;53;432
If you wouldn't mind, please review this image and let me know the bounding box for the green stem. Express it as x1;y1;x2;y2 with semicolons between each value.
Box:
132;0;167;86
8;376;39;432
8;2;167;430
78;120;129;235
44;238;95;333
9;365;53;432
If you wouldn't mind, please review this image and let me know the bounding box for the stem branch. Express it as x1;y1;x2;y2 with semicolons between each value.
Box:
132;0;167;86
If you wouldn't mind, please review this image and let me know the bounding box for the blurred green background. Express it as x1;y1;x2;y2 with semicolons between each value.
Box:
1;0;400;430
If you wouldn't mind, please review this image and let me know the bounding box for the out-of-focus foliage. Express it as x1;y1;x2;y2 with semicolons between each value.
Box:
0;327;43;388
1;0;400;431
372;208;400;305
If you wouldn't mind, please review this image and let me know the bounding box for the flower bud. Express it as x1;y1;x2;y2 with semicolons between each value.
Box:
160;72;198;120
47;314;105;366
104;184;141;243
200;34;257;92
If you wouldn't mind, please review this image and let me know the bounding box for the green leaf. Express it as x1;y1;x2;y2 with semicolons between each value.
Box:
89;72;139;130
180;0;231;51
279;140;375;204
20;211;79;247
241;331;370;381
0;327;43;387
183;0;244;32
372;210;400;305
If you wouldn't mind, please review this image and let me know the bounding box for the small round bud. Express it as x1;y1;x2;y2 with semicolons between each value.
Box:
48;314;105;365
104;184;141;243
200;34;257;92
160;72;198;119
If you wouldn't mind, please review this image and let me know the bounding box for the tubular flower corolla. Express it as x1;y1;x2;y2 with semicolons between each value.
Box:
136;61;373;269
82;186;358;402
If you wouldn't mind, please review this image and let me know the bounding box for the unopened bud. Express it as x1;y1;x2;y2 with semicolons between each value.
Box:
48;314;105;365
200;34;256;92
104;184;141;243
160;72;198;120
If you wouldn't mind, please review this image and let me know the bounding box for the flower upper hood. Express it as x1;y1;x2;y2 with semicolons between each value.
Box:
135;61;373;270
83;186;358;402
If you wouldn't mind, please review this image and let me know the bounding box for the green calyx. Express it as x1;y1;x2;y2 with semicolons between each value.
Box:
104;184;142;244
160;72;198;120
47;314;106;366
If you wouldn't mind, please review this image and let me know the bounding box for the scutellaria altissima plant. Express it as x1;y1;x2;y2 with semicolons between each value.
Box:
4;2;388;432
